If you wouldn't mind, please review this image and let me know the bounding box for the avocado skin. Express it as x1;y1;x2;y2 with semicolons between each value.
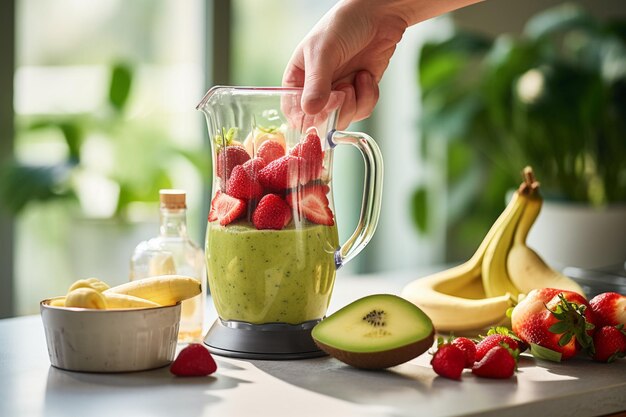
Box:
313;329;435;369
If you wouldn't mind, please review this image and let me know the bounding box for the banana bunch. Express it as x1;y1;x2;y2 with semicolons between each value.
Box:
49;275;201;310
401;166;584;332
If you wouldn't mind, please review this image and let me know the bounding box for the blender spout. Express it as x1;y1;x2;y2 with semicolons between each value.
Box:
196;85;225;111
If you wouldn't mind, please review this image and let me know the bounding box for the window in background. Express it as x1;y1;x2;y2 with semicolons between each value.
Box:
12;0;207;315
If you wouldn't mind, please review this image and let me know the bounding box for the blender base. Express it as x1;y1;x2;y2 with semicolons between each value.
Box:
204;319;328;360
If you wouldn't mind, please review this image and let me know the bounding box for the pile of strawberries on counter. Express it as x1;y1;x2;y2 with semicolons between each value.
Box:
431;289;626;380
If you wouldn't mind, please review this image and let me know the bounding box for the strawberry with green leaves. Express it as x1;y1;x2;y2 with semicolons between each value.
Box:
475;327;525;362
430;337;466;380
511;288;595;362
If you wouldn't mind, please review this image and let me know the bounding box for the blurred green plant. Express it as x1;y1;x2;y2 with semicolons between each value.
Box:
0;62;209;218
412;3;626;260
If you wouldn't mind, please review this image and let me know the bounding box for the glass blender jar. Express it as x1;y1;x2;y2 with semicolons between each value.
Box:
198;86;383;359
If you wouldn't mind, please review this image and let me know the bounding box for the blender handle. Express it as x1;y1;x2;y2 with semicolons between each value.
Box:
330;130;384;269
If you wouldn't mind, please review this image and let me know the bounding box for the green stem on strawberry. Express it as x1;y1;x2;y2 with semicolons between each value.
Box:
546;293;595;356
484;326;528;353
214;127;239;151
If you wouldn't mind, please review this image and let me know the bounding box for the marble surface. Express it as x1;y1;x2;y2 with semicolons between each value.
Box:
1;270;625;417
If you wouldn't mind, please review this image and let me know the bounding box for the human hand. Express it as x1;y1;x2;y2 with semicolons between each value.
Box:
282;0;483;129
282;0;409;129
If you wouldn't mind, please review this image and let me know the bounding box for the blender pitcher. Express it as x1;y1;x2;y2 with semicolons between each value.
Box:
198;86;383;359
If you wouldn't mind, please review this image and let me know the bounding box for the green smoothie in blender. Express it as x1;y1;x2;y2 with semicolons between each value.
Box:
206;127;340;324
206;222;339;324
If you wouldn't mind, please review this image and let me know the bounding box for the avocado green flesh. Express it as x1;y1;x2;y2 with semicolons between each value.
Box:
312;294;434;353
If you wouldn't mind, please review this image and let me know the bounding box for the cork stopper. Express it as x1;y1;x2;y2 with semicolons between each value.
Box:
160;189;186;209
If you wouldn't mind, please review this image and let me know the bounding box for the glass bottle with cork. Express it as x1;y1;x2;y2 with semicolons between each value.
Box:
130;189;206;342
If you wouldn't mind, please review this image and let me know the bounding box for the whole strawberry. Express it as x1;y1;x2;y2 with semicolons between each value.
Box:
591;325;626;363
476;334;520;362
451;337;476;368
472;344;518;379
511;288;595;361
589;292;626;328
257;140;285;164
475;327;525;362
170;343;218;377
431;339;465;380
226;158;266;200
258;155;304;190
216;145;250;181
290;128;324;183
252;194;292;230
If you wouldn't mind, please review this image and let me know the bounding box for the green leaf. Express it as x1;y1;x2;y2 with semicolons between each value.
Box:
530;343;562;362
108;62;133;113
0;162;74;214
58;122;83;163
558;332;573;347
484;37;539;132
214;127;239;151
548;321;570;334
607;20;626;44
419;32;490;90
410;187;428;234
446;141;473;182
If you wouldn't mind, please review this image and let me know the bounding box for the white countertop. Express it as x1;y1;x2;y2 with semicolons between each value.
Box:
2;270;625;417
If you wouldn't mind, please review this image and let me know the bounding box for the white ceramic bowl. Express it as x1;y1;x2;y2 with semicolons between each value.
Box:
40;299;181;373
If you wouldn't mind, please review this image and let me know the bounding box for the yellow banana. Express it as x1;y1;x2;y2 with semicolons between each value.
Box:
401;181;524;331
65;288;107;309
507;185;585;296
401;269;512;332
481;190;527;299
68;277;110;293
401;167;544;332
62;288;161;309
101;293;160;309
48;296;68;307
104;275;201;306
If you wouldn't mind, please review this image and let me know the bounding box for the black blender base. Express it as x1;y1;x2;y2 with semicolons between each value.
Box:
204;319;327;360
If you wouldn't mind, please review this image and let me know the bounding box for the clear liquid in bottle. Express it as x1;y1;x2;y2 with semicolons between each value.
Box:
130;189;206;342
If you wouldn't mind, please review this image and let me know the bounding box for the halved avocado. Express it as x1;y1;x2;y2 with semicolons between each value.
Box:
312;294;435;369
